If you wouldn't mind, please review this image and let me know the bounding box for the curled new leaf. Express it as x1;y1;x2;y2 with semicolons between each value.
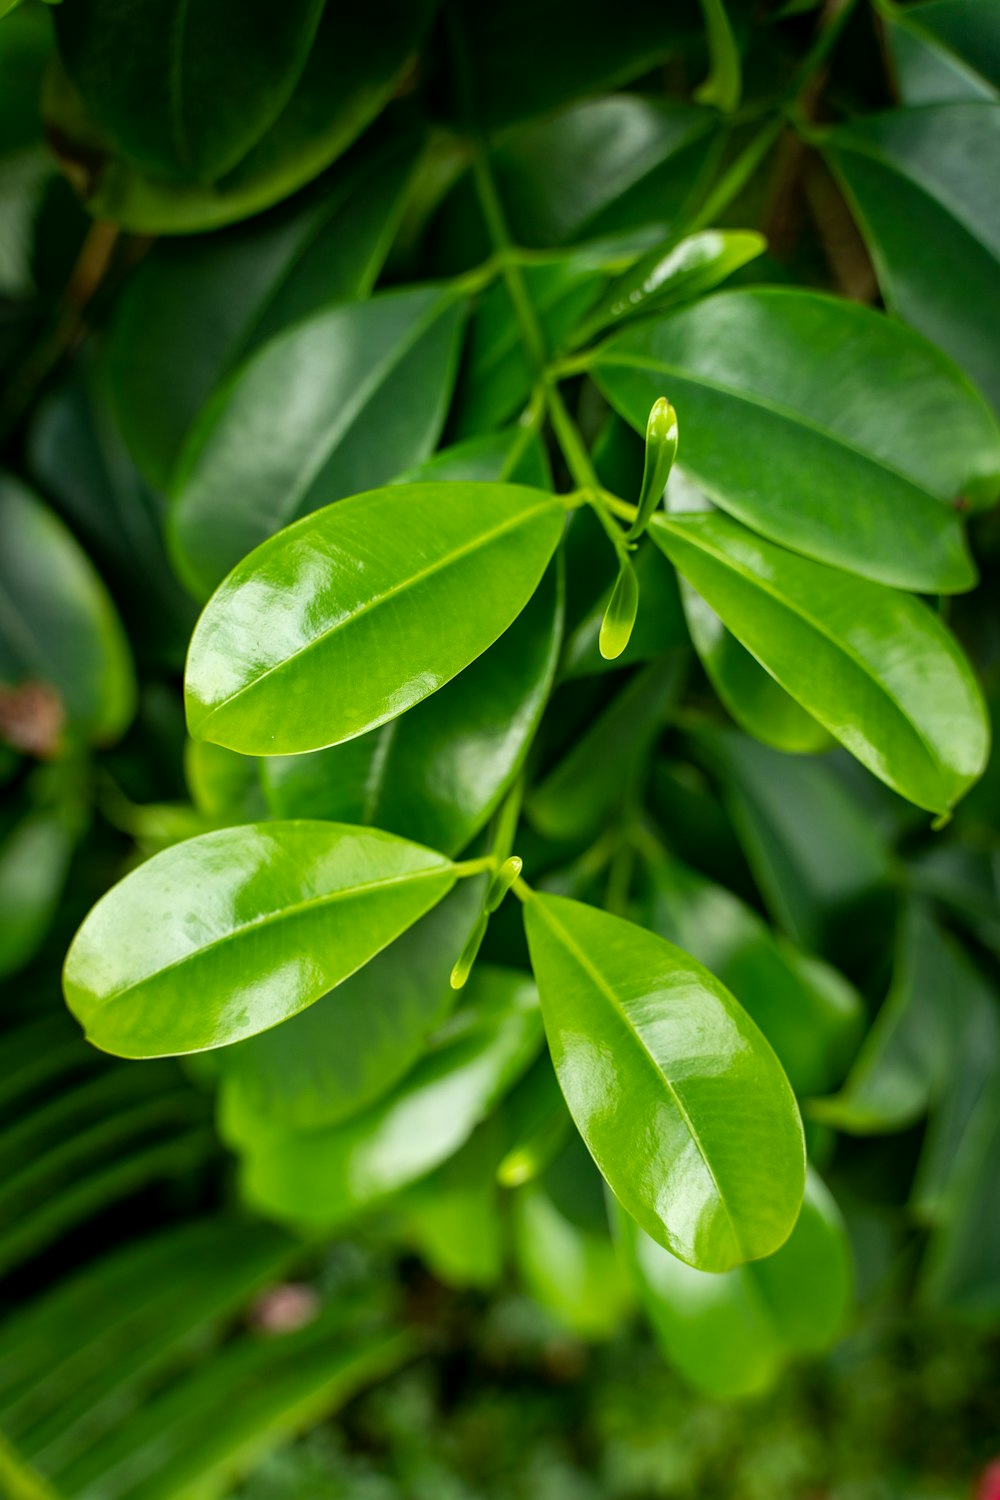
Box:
63;822;458;1057
598;556;640;659
185;482;567;756
626;397;678;542
522;891;806;1272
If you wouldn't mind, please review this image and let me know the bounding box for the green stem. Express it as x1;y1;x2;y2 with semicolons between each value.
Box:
511;874;535;905
688;115;785;233
454;854;498;879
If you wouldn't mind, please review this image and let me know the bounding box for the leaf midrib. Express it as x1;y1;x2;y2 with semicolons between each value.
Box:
194;495;561;731
531;897;744;1260
80;863;451;1019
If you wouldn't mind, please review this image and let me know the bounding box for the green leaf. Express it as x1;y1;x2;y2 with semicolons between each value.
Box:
883;0;1000;103
528;656;687;841
184;481;567;756
45;0;438;233
260;559;562;856
183;740;265;822
63;821;458;1058
105;138;418;490
689;729;893;955
823;103;1000;409
0;801;79;980
0;474;136;746
594;287;1000;588
522;891;805;1271
218;880;485;1133
694;0;742;112
598;556;640;660
496;1056;571;1187
569;228;766;347
513;1151;634;1338
561;533;688;680
640;848;864;1097
397;1122;505;1290
810;905;973;1134
54;0;327;182
652;510;990;813
619;1169;852;1397
394;425;551;488
232;966;543;1229
170;287;467;597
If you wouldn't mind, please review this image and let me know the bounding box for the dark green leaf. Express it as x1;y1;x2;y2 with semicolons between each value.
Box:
185;481;566;755
523;891;805;1271
595;287;1000;587
63;821;458;1057
170;287;467;597
884;0;1000;103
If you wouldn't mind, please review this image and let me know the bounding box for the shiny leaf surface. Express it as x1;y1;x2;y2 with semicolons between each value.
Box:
170;287;466;597
594;287;1000;587
260;560;562;855
185;481;566;755
522;891;806;1271
652;510;990;812
63;822;457;1057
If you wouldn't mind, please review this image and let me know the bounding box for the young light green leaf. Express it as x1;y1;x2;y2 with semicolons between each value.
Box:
185;482;567;756
562;533;687;679
695;0;742;112
522;892;806;1271
594;288;1000;588
233;967;543;1229
619;1169;852;1397
259;560;562;855
823;103;1000;408
170;288;467;597
640;850;864;1097
105;138;418;490
569;228;766;347
653;511;990;813
598;556;640;659
0;475;136;747
63;822;458;1058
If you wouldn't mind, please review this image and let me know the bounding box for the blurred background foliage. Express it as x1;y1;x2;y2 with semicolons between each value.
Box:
1;0;999;1494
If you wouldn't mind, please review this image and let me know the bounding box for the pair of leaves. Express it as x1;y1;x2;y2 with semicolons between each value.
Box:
653;509;990;814
184;481;567;756
594;287;1000;592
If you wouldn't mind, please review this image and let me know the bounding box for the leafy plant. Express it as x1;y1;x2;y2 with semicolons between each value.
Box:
1;0;1000;1490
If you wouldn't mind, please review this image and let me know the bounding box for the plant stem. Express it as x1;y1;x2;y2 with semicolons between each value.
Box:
453;855;498;879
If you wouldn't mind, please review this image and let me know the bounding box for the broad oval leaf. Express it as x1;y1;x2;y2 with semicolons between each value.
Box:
522;891;806;1271
885;0;1000;104
823;103;1000;409
218;880;485;1133
0;474;136;746
619;1168;852;1397
232;966;543;1228
62;821;457;1058
105;138;417;490
261;559;562;855
653;510;990;813
170;287;467;597
594;287;1000;589
185;481;567;755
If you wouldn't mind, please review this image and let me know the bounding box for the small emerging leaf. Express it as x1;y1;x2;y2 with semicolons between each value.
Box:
598;557;640;659
627;398;678;541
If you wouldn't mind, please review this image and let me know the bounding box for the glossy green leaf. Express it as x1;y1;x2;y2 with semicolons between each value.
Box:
219;880;485;1133
595;287;1000;587
690;729;893;955
680;574;830;753
513;1169;634;1338
824;103;1000;408
63;821;458;1058
105;139;418;490
652;510;990;813
811;905;972;1134
170;287;467;597
883;0;1000;103
640;849;863;1097
260;560;562;856
0;474;136;746
522;891;805;1271
233;966;543;1229
55;0;326;182
570;228;765;347
529;655;686;841
185;481;566;756
620;1169;852;1397
45;0;438;233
